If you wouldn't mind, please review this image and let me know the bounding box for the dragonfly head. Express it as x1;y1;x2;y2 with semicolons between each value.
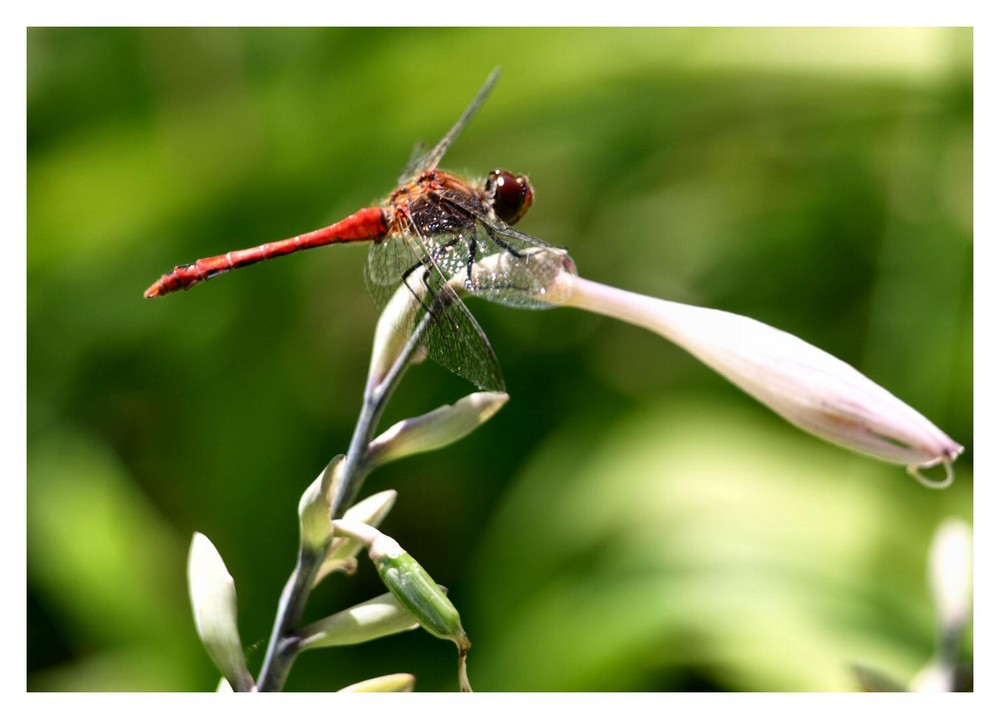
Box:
486;169;534;226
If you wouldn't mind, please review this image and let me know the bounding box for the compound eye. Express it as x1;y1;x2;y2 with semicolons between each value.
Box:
489;169;534;225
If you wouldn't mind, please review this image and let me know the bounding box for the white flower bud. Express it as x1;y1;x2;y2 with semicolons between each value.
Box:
907;518;972;692
337;673;416;692
460;247;578;307
541;273;963;486
297;592;419;650
367;267;427;389
367;391;509;468
909;661;956;693
927;518;972;632
187;533;255;692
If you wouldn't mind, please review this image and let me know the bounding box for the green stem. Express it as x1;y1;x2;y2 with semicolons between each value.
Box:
255;307;436;691
330;308;437;519
255;550;318;691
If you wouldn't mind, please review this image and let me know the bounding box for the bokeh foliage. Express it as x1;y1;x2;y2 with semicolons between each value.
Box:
27;27;972;691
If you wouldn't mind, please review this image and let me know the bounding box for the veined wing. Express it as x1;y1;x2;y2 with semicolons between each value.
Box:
398;69;501;182
365;226;506;392
460;220;574;310
422;187;573;309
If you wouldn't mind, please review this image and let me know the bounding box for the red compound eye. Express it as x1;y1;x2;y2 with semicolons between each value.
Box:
488;169;534;225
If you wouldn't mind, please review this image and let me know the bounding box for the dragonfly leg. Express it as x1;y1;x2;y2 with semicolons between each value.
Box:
465;232;478;291
396;236;462;318
481;222;526;259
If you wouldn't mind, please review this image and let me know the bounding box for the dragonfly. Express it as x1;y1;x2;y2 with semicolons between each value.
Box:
145;69;575;392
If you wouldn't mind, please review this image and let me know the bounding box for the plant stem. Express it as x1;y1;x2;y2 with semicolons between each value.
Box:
255;551;318;691
255;307;436;692
330;308;437;519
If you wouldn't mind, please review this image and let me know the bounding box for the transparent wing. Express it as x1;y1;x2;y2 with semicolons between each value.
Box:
426;189;573;309
399;68;500;181
364;229;426;311
397;140;426;186
461;221;574;309
365;228;506;392
421;283;506;392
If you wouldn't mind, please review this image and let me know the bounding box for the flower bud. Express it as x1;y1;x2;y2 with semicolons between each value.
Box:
901;518;973;692
371;540;468;647
297;591;419;650
551;275;963;486
927;518;972;632
460;247;578;308
315;490;397;585
367;267;427;388
332;519;473;692
337;673;416;692
297;455;344;554
367;391;509;468
187;533;255;692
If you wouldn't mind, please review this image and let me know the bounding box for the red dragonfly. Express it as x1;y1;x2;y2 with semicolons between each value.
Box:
145;69;574;391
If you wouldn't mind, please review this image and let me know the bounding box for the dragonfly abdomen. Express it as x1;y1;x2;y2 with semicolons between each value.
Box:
144;207;388;298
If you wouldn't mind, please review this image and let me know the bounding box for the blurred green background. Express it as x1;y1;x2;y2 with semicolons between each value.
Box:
27;28;972;692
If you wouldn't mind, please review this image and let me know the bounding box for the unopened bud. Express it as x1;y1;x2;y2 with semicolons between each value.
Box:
367;392;509;468
187;533;255;692
332;519;473;691
367;267;427;388
298;455;343;554
315;490;398;585
297;591;419;650
554;275;963;487
460;247;578;308
927;518;972;631
337;673;416;692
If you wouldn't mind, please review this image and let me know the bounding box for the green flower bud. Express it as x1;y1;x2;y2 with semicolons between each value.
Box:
332;519;474;691
372;540;466;646
315;489;397;585
297;455;344;554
